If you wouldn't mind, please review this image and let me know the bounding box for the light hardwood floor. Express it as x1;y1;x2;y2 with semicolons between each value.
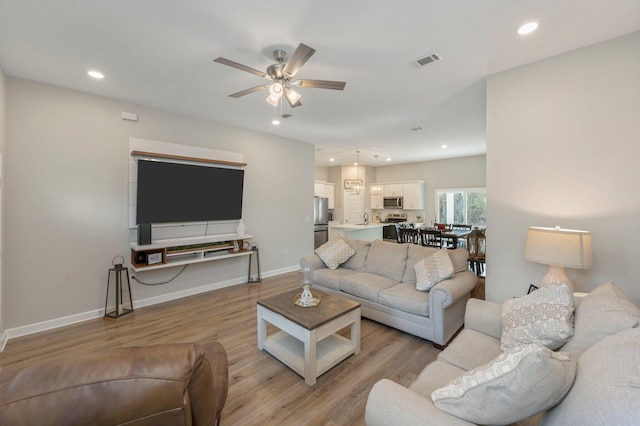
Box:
0;272;440;425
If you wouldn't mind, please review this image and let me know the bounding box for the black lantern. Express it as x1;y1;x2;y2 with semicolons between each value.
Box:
104;255;134;319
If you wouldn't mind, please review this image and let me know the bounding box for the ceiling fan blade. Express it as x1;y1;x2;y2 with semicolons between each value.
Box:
295;79;346;90
229;84;269;98
282;43;316;78
214;57;267;78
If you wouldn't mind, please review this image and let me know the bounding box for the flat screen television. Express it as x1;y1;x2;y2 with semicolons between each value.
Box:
136;159;244;224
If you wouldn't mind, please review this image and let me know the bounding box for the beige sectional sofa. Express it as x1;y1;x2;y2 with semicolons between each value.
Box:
300;238;478;346
365;282;640;425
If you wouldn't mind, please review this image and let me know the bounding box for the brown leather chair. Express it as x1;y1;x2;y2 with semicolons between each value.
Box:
0;341;228;426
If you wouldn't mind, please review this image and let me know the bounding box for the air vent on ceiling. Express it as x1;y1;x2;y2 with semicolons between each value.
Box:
414;52;442;67
281;113;293;119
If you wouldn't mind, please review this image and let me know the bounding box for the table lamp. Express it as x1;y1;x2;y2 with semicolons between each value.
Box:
524;226;592;289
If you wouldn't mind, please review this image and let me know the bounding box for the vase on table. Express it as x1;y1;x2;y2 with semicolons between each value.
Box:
294;266;320;307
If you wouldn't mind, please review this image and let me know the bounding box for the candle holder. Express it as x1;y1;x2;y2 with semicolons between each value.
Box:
294;266;320;307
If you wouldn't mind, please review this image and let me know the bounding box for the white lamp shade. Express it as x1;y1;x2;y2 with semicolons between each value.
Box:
525;227;592;269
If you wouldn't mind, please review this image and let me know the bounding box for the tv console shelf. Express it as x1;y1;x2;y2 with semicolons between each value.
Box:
130;233;253;272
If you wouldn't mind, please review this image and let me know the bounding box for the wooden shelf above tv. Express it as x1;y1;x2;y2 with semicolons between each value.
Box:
131;150;247;167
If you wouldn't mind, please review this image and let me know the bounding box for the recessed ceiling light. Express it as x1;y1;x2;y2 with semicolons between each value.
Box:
329;158;335;162
518;22;538;35
441;144;448;149
88;70;104;79
271;118;281;125
386;158;392;162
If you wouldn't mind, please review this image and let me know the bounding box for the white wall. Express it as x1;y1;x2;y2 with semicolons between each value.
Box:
487;31;640;303
5;77;314;332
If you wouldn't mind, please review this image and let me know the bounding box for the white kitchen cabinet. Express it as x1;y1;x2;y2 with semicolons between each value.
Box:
325;183;335;209
402;182;425;209
370;194;383;209
314;182;325;197
314;181;336;209
383;184;403;197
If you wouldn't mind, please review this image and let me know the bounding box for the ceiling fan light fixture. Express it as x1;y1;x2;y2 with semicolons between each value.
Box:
266;94;279;107
269;83;283;98
285;88;302;105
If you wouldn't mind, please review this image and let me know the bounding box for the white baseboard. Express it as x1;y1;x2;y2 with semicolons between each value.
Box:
0;329;8;352
3;265;299;344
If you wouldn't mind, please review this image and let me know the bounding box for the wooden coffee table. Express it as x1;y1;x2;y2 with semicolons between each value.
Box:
257;288;361;386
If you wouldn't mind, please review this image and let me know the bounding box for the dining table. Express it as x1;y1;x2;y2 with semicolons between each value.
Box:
419;227;473;248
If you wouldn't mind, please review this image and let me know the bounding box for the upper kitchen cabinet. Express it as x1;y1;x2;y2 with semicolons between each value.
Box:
403;182;425;209
383;184;403;197
314;181;335;209
314;182;326;197
325;183;335;209
371;194;383;209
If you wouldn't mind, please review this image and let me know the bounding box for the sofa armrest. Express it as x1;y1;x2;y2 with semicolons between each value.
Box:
464;298;503;339
300;254;327;272
430;270;478;309
365;379;474;426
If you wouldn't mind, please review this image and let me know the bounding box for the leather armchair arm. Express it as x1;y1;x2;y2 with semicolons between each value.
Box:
0;342;228;426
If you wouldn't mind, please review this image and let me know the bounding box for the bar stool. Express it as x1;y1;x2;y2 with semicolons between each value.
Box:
105;255;134;319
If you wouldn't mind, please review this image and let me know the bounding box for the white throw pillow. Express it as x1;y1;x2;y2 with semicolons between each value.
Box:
501;283;574;351
414;249;454;291
315;237;355;270
431;344;576;425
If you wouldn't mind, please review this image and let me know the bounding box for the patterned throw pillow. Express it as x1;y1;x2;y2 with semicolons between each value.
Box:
431;344;576;425
315;237;355;270
501;284;574;351
414;249;454;291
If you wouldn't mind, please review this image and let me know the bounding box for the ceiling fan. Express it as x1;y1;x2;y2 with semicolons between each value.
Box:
214;43;346;108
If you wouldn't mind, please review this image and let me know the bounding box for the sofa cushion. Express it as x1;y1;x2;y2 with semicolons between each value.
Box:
311;268;357;291
437;329;502;371
315;237;355;270
401;244;438;284
543;328;640;426
448;248;470;274
501;284;574;351
339;272;398;303
340;238;371;271
378;283;430;317
408;360;466;399
364;240;408;282
432;344;576;425
559;282;640;358
402;246;468;284
414;249;454;291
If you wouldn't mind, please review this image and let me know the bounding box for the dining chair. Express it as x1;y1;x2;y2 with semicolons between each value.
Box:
451;224;472;230
466;230;486;275
398;228;420;244
420;229;443;248
450;224;472;248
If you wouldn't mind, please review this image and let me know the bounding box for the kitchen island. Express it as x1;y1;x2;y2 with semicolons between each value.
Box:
329;223;386;242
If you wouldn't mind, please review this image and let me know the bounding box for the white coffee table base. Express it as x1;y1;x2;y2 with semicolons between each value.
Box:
257;304;361;386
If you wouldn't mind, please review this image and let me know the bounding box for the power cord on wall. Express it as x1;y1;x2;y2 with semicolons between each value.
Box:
131;265;189;286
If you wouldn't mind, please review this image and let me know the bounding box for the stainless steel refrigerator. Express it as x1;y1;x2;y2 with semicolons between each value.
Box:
314;197;329;249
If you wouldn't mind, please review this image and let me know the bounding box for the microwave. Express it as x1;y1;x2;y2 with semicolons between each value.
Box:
383;196;403;209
